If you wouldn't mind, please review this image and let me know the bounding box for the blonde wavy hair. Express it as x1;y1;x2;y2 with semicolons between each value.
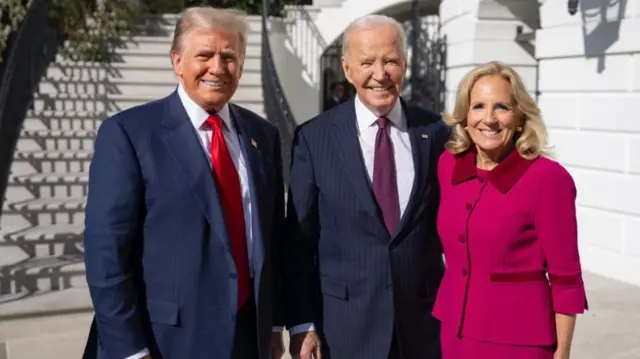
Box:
444;61;550;160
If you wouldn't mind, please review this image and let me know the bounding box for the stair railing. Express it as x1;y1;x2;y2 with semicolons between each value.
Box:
282;4;326;85
0;0;60;213
260;0;299;182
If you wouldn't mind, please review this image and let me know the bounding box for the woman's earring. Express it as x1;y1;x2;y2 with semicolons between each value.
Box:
517;126;523;132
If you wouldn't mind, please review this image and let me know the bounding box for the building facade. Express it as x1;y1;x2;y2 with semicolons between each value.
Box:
274;0;640;286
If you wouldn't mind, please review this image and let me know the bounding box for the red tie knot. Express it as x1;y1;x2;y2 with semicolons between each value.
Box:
206;113;223;130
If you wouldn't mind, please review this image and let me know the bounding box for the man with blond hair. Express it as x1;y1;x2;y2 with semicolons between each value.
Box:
83;7;285;359
282;14;448;359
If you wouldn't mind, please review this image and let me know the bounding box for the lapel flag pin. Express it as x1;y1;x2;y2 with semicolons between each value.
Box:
251;138;258;149
422;134;429;139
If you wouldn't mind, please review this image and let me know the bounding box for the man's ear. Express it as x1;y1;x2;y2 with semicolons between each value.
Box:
341;56;353;84
171;50;182;77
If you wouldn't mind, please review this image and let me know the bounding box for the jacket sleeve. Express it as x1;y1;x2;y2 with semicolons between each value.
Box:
535;162;588;314
271;130;286;328
84;117;147;358
281;126;321;328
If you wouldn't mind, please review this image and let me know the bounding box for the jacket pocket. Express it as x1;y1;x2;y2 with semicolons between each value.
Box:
147;300;180;326
320;276;348;300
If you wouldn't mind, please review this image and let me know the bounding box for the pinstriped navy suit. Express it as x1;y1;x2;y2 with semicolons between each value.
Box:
283;97;449;359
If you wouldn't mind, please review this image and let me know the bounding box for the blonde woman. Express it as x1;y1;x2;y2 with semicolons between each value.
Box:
433;61;588;359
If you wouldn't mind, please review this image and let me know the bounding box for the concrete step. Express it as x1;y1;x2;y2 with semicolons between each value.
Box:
31;93;265;119
0;286;91;319
8;172;89;199
4;197;86;214
2;223;83;244
42;65;262;88
124;33;263;46
13;150;93;173
137;14;263;33
0;224;84;266
110;53;261;70
0;310;93;359
36;80;263;100
22;111;106;131
53;52;261;71
115;39;262;57
10;172;88;186
18;129;97;152
20;129;97;139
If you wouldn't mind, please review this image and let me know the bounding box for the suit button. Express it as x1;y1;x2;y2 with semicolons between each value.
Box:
461;268;468;276
478;177;485;184
465;203;472;210
458;235;465;243
386;282;393;291
229;273;237;279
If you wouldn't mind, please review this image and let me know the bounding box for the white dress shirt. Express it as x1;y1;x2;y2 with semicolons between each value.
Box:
354;94;414;215
288;95;415;337
127;85;265;359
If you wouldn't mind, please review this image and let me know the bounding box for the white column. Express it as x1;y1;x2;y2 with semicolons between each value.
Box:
536;0;640;286
439;0;539;112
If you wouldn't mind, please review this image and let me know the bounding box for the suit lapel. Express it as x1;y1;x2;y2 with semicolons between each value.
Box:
392;101;433;240
331;104;385;231
160;91;232;254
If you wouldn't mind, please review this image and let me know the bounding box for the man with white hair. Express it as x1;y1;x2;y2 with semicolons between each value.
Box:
282;14;449;359
83;7;285;359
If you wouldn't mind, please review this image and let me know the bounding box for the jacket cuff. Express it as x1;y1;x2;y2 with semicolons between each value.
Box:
550;273;588;314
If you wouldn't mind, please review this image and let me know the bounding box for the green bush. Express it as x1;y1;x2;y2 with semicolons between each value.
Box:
1;0;32;64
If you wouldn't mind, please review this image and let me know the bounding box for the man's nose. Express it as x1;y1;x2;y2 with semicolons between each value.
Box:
372;63;387;81
208;55;225;74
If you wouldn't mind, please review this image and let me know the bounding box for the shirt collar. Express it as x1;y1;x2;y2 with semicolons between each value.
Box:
354;94;405;134
177;83;233;132
451;147;536;193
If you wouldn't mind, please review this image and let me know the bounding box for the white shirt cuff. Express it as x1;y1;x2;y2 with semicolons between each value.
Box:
125;348;150;359
288;323;316;335
272;326;284;332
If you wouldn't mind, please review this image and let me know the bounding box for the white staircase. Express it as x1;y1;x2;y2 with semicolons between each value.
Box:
0;14;265;316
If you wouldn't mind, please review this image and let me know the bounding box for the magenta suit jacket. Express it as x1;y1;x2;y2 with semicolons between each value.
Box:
432;148;588;347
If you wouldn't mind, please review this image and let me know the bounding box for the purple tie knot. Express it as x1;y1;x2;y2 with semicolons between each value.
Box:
376;117;389;129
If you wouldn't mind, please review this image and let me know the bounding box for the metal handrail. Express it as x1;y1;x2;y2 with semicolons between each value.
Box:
0;0;60;212
260;0;298;182
283;4;326;85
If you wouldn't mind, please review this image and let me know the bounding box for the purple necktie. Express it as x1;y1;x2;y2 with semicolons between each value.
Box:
372;117;400;235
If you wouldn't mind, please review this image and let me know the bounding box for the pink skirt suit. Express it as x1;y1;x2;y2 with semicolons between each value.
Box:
433;149;588;359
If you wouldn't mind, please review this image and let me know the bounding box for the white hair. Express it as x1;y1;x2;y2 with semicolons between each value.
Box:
341;14;407;59
171;7;249;57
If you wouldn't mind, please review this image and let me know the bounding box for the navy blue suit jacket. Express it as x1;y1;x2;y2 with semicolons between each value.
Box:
83;91;284;359
283;97;448;359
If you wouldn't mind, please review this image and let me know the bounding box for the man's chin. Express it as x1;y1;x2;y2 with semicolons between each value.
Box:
362;93;397;111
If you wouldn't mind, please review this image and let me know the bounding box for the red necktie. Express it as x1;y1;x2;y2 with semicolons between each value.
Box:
206;114;250;310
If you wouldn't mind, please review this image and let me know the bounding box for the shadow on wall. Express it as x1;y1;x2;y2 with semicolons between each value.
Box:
494;0;540;58
580;0;627;73
268;19;321;124
494;0;541;31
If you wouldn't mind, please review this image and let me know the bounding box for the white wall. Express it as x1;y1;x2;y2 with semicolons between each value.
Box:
537;0;640;286
440;0;539;112
268;19;321;124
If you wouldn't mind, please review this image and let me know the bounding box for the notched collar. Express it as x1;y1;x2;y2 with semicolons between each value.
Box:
451;147;536;193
